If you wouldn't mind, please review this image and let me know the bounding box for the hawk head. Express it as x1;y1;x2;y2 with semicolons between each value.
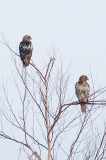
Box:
78;75;88;83
22;35;32;43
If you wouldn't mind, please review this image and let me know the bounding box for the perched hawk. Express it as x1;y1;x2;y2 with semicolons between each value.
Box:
75;75;90;113
19;35;33;67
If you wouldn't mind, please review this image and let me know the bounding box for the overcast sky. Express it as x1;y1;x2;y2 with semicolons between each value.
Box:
0;0;106;159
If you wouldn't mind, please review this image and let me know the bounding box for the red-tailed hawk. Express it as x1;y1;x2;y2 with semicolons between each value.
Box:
75;75;90;113
19;35;33;67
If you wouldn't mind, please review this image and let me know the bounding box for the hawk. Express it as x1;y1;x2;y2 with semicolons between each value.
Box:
75;75;90;113
19;35;33;67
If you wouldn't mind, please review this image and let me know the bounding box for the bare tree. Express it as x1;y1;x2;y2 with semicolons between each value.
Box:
0;40;106;160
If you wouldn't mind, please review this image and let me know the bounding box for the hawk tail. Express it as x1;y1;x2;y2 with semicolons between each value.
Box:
81;103;86;113
23;55;31;67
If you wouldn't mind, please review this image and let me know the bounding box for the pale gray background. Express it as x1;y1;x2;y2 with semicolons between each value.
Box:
0;0;106;159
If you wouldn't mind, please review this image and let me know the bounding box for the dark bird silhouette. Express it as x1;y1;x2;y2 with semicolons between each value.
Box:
19;35;33;67
75;75;90;113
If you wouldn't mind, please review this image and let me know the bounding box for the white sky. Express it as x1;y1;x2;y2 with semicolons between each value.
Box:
0;0;106;159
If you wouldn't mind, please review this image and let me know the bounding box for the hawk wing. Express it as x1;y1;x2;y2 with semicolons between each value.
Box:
83;82;90;99
75;82;90;102
75;82;90;113
19;42;33;61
